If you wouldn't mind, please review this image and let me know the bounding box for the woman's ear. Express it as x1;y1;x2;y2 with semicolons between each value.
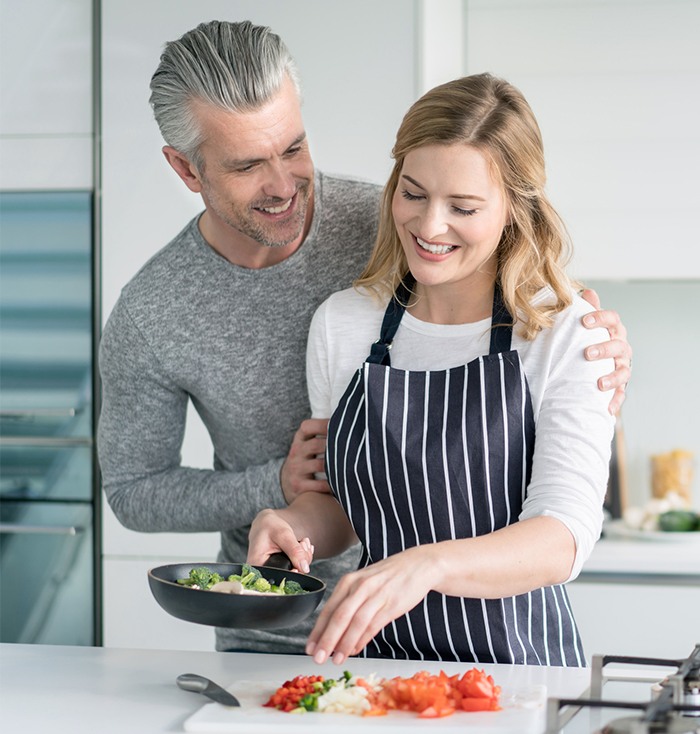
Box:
162;146;203;193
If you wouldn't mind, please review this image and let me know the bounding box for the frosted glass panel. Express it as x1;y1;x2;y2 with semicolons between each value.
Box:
0;191;93;432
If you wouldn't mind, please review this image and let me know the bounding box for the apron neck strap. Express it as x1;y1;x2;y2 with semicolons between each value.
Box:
489;283;514;354
367;277;514;366
367;277;414;365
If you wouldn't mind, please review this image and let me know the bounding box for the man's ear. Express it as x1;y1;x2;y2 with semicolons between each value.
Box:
162;146;203;193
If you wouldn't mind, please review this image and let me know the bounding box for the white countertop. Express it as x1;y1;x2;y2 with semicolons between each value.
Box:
581;535;700;578
0;643;591;733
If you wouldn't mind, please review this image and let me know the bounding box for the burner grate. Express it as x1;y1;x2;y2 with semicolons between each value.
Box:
545;644;700;733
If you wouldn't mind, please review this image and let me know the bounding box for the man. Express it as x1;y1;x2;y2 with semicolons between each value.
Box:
97;20;632;655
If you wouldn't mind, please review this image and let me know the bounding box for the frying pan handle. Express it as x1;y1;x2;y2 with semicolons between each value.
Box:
265;552;293;570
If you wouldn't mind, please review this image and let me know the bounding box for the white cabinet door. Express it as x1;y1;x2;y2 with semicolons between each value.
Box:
567;580;700;662
463;0;700;280
0;0;93;189
103;559;217;651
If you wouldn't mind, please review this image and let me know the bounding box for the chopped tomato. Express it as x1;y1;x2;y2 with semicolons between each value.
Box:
455;668;500;700
459;696;500;712
376;668;499;718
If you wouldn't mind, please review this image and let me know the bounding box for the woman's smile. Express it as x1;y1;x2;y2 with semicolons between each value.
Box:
414;234;457;257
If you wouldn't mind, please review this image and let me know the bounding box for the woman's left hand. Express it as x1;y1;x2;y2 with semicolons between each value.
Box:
306;546;435;665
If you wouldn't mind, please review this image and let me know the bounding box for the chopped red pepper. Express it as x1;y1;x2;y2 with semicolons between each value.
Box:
263;674;325;712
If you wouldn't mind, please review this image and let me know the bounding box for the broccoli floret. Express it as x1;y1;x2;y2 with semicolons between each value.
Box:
238;564;264;589
252;577;272;593
208;573;223;587
240;564;262;581
282;579;305;595
187;567;215;589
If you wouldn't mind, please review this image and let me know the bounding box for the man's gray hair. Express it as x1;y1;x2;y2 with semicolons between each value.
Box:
149;20;301;169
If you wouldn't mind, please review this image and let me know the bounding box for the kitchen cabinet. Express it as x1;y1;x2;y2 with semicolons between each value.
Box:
568;537;700;662
461;0;700;280
103;555;218;651
0;0;93;190
568;581;700;662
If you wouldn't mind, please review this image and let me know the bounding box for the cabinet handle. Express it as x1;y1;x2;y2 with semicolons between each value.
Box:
0;523;85;536
0;436;92;447
0;407;81;418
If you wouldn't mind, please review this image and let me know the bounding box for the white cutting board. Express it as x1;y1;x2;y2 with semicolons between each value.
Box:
183;680;547;733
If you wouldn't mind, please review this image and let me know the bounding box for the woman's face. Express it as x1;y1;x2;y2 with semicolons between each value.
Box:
392;143;509;298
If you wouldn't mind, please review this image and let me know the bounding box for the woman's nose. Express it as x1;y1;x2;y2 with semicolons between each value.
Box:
417;204;449;241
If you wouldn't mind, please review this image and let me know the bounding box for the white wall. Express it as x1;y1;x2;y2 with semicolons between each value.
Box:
462;0;700;280
0;0;93;189
585;280;700;510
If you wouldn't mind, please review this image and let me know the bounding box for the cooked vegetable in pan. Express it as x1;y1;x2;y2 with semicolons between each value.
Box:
176;564;306;595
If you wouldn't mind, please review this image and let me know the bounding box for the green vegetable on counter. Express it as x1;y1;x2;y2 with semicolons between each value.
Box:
658;510;700;532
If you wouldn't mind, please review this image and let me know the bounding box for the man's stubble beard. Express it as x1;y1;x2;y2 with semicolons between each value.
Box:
206;179;312;250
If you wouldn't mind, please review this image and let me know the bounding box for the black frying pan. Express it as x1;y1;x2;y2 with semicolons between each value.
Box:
147;559;326;630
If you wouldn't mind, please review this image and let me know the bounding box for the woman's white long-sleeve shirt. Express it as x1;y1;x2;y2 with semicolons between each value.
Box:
306;285;616;581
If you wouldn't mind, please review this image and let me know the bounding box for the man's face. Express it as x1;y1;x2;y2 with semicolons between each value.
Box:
188;76;314;260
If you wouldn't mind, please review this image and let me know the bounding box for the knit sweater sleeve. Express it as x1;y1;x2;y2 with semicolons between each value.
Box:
97;297;287;533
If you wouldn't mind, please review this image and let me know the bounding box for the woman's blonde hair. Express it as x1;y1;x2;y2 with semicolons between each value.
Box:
356;73;575;339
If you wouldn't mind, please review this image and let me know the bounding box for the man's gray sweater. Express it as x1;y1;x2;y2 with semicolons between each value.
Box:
98;172;380;652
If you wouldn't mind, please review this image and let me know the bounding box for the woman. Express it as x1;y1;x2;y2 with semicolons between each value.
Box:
249;73;615;667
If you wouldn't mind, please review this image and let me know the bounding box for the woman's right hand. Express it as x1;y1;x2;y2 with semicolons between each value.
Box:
247;509;314;573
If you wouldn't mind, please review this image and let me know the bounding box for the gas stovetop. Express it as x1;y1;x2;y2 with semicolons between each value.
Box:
548;644;700;733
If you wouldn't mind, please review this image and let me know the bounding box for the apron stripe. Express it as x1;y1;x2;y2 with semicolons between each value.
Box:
362;366;389;559
478;358;497;532
542;587;551;666
421;373;439;544
382;370;407;552
498;355;512;527
401;370;422;548
460;369;478;538
442;370;458;539
519;367;530;503
400;370;426;661
506;595;529;664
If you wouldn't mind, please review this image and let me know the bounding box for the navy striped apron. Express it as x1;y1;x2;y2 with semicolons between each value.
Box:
325;280;585;666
